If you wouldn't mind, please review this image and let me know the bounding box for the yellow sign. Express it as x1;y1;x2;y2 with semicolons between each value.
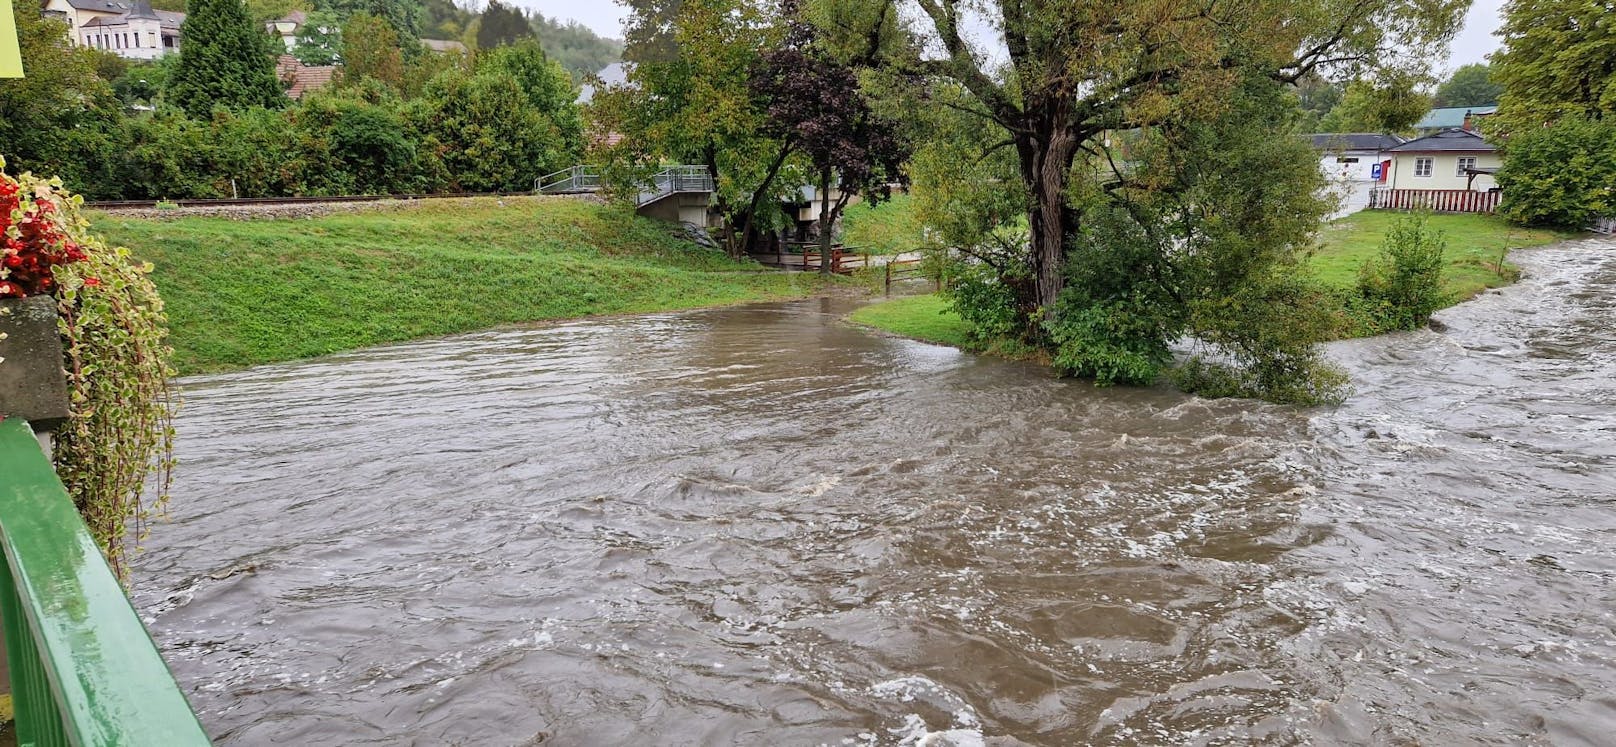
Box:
0;0;22;79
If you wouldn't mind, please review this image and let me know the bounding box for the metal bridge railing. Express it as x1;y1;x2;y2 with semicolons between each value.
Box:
538;165;714;207
0;418;210;746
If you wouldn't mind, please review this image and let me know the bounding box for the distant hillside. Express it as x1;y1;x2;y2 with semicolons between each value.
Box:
421;0;621;76
530;12;622;76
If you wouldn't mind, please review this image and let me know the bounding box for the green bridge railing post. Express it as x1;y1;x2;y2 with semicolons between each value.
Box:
0;418;210;745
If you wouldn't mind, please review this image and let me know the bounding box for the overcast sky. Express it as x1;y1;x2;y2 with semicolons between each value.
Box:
514;0;1506;74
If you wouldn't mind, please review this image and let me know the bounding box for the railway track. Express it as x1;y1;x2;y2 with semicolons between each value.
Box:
83;191;525;210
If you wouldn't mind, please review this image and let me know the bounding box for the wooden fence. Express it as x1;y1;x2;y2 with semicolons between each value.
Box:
747;245;871;274
884;258;938;295
1591;216;1616;235
1369;188;1501;214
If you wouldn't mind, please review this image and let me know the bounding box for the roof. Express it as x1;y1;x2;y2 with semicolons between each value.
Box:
1415;105;1498;130
270;9;307;25
66;0;133;13
127;0;157;20
276;55;337;99
1307;133;1406;151
1385;127;1497;153
78;6;182;27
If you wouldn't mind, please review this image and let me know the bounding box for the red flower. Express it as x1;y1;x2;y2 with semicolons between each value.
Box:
83;277;102;287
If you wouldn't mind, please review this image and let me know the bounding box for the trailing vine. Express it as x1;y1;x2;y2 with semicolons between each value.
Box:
2;158;176;577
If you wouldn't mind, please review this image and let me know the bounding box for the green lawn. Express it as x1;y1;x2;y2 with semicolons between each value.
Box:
847;294;971;347
854;210;1578;346
1312;211;1571;300
94;198;829;374
842;194;927;255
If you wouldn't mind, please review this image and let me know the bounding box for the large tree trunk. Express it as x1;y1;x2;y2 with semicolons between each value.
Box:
1016;123;1080;329
818;167;834;275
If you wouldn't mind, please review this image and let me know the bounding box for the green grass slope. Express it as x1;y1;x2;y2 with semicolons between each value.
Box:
94;198;826;374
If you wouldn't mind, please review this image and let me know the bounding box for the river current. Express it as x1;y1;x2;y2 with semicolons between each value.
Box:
134;237;1616;745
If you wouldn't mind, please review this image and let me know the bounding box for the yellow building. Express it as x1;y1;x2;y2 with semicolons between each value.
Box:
1384;128;1500;192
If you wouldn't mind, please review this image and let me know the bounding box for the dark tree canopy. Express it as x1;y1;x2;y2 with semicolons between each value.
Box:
168;0;286;119
475;0;535;50
751;10;907;271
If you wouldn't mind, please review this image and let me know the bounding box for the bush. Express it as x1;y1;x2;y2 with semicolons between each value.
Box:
1047;293;1176;386
1355;214;1451;331
1496;116;1616;228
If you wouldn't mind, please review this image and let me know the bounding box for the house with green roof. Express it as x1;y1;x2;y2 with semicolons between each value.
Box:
1414;105;1497;135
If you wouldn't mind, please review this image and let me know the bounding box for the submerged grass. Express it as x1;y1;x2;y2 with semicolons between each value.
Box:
94;197;829;374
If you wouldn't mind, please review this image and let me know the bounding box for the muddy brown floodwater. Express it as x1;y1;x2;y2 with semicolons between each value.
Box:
134;237;1616;746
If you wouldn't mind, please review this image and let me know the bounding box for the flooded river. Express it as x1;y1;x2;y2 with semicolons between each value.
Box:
135;238;1616;745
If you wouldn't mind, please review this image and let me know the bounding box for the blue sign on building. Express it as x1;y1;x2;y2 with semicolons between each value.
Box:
1370;163;1383;181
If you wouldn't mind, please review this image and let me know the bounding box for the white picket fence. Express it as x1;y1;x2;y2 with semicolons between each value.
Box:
1368;188;1501;213
1591;216;1616;235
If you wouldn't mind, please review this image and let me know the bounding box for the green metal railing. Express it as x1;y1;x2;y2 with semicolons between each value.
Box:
0;418;209;746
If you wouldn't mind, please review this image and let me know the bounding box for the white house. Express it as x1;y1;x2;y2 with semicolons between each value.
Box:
43;0;182;59
1307;132;1405;182
266;10;306;52
1383;128;1500;192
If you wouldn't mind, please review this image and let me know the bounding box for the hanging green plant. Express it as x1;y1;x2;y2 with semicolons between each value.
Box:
1;157;175;577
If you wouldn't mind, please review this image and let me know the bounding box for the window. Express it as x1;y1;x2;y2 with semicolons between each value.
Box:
1336;157;1360;164
1456;156;1477;176
1414;157;1433;177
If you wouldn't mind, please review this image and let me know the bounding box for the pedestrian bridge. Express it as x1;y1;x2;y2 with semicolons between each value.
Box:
537;165;715;224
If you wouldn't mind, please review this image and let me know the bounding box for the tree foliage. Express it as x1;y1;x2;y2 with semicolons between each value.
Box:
475;0;534;50
1318;73;1433;133
409;66;563;192
0;7;121;188
292;9;344;65
1496;115;1616;226
169;0;286;118
1491;0;1616;133
819;0;1468;334
1435;63;1503;107
314;0;420;40
339;12;405;90
1489;0;1615;226
751;8;907;272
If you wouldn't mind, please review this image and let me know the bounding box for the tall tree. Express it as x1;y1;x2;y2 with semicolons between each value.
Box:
1435;63;1504;107
475;0;534;50
821;0;1467;330
752;10;906;273
169;0;285;118
1490;0;1616;133
595;0;800;256
339;12;404;89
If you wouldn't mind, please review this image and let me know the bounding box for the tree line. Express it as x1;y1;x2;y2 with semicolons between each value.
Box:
0;0;587;199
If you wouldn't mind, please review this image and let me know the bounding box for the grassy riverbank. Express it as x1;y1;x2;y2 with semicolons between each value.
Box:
851;211;1574;348
93;198;828;374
